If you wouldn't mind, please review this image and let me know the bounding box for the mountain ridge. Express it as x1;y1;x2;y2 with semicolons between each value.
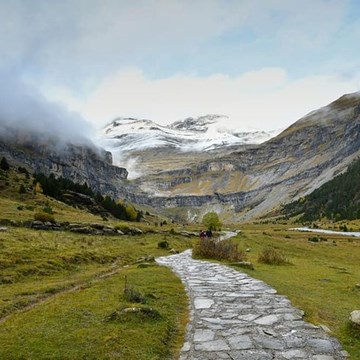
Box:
1;92;359;223
118;92;360;221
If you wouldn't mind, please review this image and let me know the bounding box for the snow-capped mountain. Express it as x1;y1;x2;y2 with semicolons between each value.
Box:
99;115;278;153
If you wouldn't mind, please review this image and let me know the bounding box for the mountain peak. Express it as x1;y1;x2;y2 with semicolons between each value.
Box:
169;114;228;132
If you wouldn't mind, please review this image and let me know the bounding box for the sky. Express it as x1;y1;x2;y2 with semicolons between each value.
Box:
1;0;360;133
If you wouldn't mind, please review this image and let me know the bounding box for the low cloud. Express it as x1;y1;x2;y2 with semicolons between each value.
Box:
0;72;93;144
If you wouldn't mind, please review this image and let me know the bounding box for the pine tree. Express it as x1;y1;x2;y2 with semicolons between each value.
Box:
0;157;10;171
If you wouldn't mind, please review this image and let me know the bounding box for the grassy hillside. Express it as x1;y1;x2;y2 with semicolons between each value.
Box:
0;165;194;359
283;158;360;222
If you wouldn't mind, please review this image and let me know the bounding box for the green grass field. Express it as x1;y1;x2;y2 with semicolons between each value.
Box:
226;223;360;359
1;168;360;358
0;227;192;359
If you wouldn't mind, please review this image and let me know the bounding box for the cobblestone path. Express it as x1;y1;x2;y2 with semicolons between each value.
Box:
156;250;348;360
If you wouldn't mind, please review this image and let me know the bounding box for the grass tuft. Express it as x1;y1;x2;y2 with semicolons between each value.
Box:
258;247;291;265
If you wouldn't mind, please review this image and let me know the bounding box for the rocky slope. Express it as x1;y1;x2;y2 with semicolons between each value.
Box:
121;92;360;221
0;132;128;198
98;115;277;177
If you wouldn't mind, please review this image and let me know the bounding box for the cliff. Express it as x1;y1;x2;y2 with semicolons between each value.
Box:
0;133;128;198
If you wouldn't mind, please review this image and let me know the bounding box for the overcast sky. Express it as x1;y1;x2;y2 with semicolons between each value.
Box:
1;0;360;132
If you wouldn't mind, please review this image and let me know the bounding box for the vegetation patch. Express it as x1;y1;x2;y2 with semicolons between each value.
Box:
283;158;360;221
0;264;188;359
193;237;246;262
230;223;360;359
258;247;291;265
105;306;162;322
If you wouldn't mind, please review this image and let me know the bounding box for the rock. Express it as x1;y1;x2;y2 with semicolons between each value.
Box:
116;229;125;235
70;227;94;234
69;223;82;229
246;248;251;252
349;310;360;326
355;283;360;289
102;228;116;235
135;255;155;264
129;227;143;235
254;314;279;326
180;231;198;237
90;223;105;230
0;226;8;232
169;248;178;254
307;339;334;353
320;324;332;333
137;263;154;268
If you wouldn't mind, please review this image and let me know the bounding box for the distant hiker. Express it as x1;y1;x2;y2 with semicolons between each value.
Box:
206;229;213;238
199;230;206;240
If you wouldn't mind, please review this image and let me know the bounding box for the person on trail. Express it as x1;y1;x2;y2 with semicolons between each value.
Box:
206;229;213;238
199;230;206;239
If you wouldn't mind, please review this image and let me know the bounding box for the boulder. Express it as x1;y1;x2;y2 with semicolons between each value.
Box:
0;226;8;232
129;227;143;235
70;227;94;234
349;310;360;326
90;223;105;230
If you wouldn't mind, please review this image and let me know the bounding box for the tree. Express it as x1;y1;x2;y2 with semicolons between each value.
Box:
202;212;222;231
125;204;138;221
0;157;10;171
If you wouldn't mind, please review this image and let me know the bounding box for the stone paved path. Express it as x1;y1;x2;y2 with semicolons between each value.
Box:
156;250;348;360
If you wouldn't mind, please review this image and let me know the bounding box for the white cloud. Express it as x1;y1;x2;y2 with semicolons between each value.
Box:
0;0;350;85
52;67;360;132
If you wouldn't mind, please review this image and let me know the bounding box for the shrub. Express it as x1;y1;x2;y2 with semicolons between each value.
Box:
193;238;246;262
158;240;170;249
42;206;54;214
258;247;290;265
34;212;55;223
308;236;319;243
0;157;10;171
124;286;147;304
19;184;26;194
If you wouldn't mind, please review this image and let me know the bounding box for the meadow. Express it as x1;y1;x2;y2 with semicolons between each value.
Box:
225;223;360;359
1;168;360;358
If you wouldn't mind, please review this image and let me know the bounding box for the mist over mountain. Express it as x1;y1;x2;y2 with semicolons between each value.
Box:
0;73;93;145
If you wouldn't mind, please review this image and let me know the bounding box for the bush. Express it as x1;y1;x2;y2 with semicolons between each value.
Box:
34;212;55;223
158;240;170;249
42;206;54;214
308;236;319;242
258;247;290;265
0;157;10;171
193;238;246;262
19;184;26;194
124;286;147;304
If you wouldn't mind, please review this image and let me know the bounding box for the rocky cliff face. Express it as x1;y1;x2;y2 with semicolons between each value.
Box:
0;133;128;198
123;92;360;220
